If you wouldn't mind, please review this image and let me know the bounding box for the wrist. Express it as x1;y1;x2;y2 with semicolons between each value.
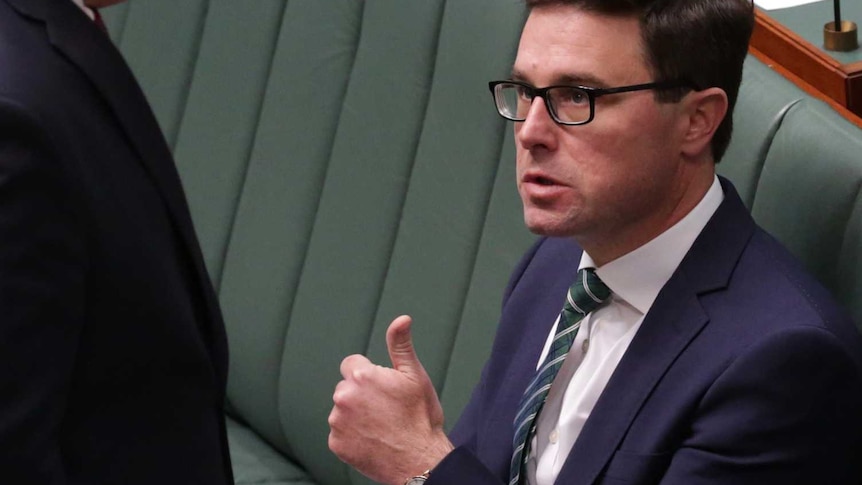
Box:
404;469;431;485
403;437;453;485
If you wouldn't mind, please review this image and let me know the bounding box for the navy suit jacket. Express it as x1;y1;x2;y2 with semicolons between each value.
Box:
0;0;233;483
431;179;862;484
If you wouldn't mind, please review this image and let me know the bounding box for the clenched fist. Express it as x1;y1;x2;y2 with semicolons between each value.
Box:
328;315;455;485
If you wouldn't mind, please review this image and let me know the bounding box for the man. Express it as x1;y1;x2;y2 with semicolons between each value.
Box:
328;1;862;484
0;0;233;483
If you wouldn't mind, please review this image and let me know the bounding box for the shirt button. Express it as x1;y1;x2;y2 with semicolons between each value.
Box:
582;339;590;353
549;429;559;444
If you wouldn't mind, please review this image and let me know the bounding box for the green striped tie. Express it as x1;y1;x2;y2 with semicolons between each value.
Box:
509;268;611;485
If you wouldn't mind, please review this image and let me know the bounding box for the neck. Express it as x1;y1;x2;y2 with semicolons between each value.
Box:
579;165;715;267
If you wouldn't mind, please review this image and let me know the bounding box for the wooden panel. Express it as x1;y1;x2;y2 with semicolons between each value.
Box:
749;46;862;129
751;8;862;119
848;70;862;114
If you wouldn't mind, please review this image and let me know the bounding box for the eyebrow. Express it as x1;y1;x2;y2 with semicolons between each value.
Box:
509;68;609;88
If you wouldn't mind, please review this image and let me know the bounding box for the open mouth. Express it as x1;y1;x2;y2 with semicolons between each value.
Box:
524;173;560;186
521;171;567;194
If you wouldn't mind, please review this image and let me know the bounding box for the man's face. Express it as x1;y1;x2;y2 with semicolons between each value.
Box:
513;6;694;260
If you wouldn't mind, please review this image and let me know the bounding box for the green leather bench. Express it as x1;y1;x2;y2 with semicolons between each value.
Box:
101;2;862;484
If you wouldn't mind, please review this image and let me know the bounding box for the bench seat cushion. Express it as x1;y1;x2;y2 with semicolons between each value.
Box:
227;417;317;485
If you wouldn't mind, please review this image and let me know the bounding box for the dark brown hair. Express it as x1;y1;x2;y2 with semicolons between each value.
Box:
526;0;754;163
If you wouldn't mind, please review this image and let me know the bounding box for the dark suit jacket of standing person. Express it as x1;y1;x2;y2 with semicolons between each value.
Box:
0;0;233;483
430;178;862;485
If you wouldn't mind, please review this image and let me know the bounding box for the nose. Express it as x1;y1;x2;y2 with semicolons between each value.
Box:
515;96;558;152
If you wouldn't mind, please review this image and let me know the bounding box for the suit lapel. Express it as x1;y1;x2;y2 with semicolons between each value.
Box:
44;4;201;273
5;0;227;388
558;276;708;485
477;238;582;476
555;178;756;485
7;0;187;227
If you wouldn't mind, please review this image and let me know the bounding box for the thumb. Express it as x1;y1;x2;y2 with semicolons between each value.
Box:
386;315;424;376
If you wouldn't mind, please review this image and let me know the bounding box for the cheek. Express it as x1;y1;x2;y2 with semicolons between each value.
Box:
514;145;534;185
559;135;657;209
590;120;672;174
555;136;612;186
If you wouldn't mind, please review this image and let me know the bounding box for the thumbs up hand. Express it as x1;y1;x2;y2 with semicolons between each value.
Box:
328;315;455;485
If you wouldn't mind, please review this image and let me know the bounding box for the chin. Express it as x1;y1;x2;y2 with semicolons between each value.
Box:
520;197;585;238
523;216;578;238
527;226;577;238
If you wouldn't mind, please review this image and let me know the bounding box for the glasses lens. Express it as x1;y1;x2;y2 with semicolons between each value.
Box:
547;86;591;124
494;83;531;121
493;83;592;124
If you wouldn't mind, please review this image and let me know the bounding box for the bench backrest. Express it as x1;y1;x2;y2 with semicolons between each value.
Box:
103;2;862;484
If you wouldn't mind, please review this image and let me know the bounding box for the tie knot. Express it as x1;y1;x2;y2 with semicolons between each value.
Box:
564;268;611;317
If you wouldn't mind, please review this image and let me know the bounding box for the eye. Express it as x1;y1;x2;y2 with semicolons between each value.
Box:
557;87;588;105
515;85;534;101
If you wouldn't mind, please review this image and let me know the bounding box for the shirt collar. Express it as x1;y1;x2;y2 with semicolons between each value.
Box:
579;175;724;314
70;0;96;20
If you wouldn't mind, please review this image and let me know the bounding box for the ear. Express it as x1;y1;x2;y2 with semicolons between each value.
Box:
680;87;728;160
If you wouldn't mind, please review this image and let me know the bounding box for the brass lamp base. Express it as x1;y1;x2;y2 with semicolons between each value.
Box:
824;21;859;52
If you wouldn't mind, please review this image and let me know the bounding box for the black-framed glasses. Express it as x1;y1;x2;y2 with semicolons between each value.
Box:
488;79;696;126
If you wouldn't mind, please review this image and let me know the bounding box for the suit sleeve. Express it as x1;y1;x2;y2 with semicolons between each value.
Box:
0;99;87;484
657;326;862;484
430;238;549;485
427;447;507;485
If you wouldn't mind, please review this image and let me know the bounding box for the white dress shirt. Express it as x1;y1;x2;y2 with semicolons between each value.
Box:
71;0;96;20
526;176;724;485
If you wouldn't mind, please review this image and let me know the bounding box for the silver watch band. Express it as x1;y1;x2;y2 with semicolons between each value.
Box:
404;469;431;485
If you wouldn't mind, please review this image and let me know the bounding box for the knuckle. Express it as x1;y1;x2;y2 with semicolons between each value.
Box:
339;355;357;375
328;436;353;464
341;354;371;379
332;380;355;406
327;433;342;456
351;367;367;382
